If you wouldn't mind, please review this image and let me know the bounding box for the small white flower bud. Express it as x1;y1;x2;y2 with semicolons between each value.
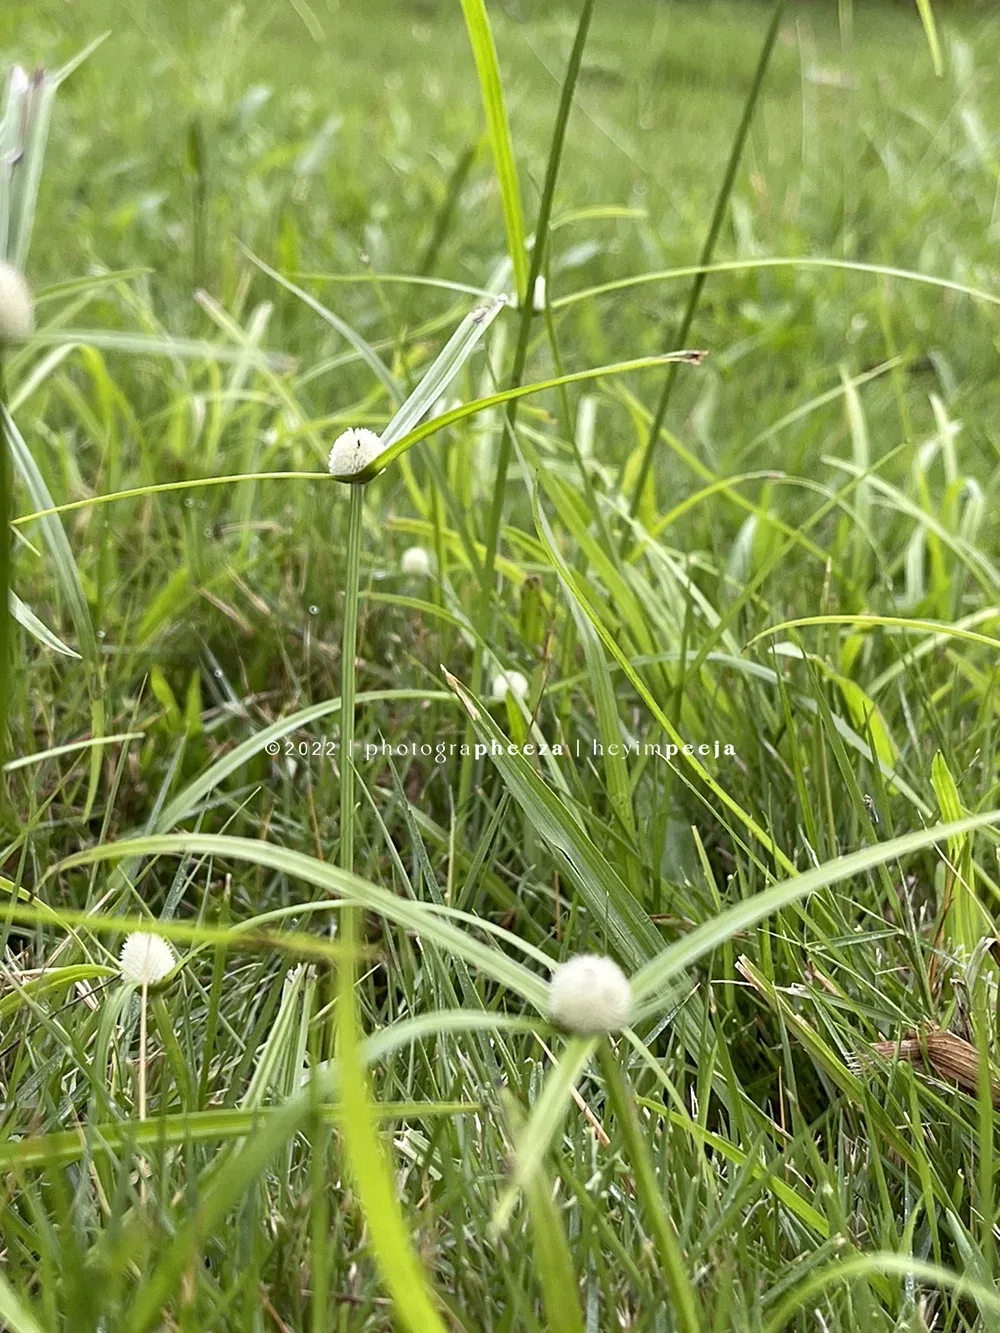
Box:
532;276;547;312
548;954;631;1034
327;427;383;478
0;262;33;343
119;932;176;986
401;546;432;576
490;669;529;703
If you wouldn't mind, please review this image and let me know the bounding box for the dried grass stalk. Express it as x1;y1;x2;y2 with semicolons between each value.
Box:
870;1029;1000;1110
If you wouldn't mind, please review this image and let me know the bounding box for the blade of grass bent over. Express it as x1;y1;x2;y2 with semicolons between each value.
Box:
52;834;551;1009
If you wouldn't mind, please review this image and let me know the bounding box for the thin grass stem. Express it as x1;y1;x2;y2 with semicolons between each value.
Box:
625;0;786;520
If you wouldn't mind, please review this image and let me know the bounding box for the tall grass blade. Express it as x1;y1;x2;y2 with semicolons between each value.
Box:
336;909;449;1333
459;0;528;301
624;0;786;512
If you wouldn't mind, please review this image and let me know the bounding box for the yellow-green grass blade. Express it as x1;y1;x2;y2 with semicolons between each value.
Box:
0;1102;475;1172
459;0;528;301
51;835;551;1008
334;351;703;482
336;911;449;1333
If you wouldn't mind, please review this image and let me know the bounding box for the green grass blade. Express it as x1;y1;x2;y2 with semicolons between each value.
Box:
0;1273;45;1333
379;296;506;449
0;1102;476;1172
336;910;449;1333
3;405;96;662
630;810;1000;1012
336;351;703;481
8;590;81;658
913;0;943;76
627;0;786;514
492;1035;598;1232
52;834;551;1007
459;0;528;301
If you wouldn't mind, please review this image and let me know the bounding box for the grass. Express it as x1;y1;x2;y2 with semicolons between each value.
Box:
2;0;1000;1327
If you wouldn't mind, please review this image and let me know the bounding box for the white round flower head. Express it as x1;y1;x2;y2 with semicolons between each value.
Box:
490;669;529;703
0;262;33;344
120;932;176;986
327;427;383;478
532;276;547;313
548;954;631;1034
401;546;432;576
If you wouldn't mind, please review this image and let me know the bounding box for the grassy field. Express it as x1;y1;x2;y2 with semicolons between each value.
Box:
3;0;1000;1328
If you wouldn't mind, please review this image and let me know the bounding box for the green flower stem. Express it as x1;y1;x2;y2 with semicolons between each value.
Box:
340;483;364;873
597;1042;700;1333
0;351;9;778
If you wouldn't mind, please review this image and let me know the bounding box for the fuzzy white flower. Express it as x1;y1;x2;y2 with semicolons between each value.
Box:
532;276;547;312
327;427;383;478
548;954;631;1034
401;546;432;576
120;932;176;986
0;262;33;343
490;669;529;703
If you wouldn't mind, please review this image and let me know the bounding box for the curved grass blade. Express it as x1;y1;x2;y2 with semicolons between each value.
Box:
0;1273;45;1333
746;614;1000;656
554;257;1000;314
763;1253;1000;1333
50;834;551;1008
13;471;328;528
630;810;1000;1015
0;1102;477;1172
155;688;450;831
335;351;704;482
3;731;142;773
9;590;80;658
28;327;295;369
